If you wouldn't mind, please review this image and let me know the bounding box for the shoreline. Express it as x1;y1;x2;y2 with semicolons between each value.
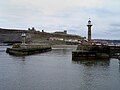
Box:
52;45;78;50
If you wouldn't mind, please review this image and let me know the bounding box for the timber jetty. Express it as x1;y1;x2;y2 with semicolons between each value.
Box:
6;44;52;56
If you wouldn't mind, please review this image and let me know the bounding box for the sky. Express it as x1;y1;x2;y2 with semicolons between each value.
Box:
0;0;120;40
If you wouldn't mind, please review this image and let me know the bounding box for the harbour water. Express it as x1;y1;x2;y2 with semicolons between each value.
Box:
0;46;120;90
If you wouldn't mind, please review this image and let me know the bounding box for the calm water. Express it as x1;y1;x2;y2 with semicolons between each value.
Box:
0;46;120;90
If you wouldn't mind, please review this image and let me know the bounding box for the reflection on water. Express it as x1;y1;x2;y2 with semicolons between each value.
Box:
119;60;120;72
72;59;110;67
0;46;120;90
21;57;26;61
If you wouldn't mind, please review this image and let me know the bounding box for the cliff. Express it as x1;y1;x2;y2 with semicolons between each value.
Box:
0;28;83;45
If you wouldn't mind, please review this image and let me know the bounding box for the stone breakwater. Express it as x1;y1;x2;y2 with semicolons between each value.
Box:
6;44;52;56
72;45;120;60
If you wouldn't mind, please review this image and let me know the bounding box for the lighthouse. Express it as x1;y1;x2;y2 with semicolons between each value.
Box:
21;33;26;45
87;19;93;44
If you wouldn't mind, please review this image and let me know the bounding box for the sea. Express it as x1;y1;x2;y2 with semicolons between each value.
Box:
0;46;120;90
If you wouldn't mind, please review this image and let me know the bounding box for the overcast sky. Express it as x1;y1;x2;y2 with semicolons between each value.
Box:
0;0;120;39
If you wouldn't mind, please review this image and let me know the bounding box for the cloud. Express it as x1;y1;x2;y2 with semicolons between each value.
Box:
0;0;120;39
9;0;104;10
111;23;120;27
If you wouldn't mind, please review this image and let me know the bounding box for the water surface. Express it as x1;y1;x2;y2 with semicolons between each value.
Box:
0;46;120;90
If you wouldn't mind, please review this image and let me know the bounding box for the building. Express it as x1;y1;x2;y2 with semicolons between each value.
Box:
54;30;67;34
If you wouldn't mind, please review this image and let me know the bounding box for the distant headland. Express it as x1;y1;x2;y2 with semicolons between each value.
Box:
0;27;84;45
